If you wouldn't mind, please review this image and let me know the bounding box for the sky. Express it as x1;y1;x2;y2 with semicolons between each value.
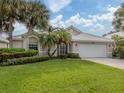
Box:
14;0;124;36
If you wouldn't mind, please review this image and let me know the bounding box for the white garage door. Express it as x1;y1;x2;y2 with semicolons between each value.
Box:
76;43;107;58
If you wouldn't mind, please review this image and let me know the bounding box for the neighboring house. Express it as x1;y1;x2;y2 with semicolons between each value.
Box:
0;36;9;48
13;26;114;58
104;31;124;39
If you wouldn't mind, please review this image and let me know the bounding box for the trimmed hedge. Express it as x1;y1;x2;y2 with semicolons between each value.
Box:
59;54;67;59
120;47;124;59
58;53;80;59
0;49;38;62
0;48;25;53
0;56;49;66
67;53;80;58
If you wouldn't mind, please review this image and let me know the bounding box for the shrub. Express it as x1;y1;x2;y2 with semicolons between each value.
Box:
119;47;124;59
0;50;38;62
26;49;38;56
112;48;118;57
0;56;49;66
67;53;80;59
59;54;67;59
112;47;121;57
0;48;25;53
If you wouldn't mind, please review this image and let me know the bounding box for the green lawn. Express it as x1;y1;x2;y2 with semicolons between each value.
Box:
0;59;124;93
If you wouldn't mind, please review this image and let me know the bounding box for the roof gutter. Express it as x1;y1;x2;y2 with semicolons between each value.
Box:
72;40;114;43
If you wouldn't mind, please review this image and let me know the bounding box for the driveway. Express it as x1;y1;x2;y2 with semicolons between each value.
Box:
84;58;124;70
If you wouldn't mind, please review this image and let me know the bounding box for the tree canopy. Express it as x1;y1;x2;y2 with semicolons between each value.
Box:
39;27;72;58
113;3;124;32
24;0;49;34
0;0;27;47
112;35;124;57
0;0;49;47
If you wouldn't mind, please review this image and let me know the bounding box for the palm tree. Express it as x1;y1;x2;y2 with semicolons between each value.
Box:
54;28;72;56
39;27;72;58
39;27;57;58
0;0;26;47
25;0;49;34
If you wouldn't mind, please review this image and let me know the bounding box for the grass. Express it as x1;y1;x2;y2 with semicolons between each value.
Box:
0;59;124;93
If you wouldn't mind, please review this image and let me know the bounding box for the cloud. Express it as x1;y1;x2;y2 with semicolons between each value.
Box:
65;14;81;26
65;13;94;27
50;15;65;27
12;5;120;36
107;4;120;13
47;0;72;12
88;5;120;22
13;22;27;35
50;13;94;28
91;24;105;32
50;5;120;29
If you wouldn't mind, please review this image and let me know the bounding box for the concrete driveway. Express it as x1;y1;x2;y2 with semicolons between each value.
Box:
84;58;124;70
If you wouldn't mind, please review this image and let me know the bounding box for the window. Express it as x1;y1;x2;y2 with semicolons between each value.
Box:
29;43;38;50
60;43;67;55
29;37;38;50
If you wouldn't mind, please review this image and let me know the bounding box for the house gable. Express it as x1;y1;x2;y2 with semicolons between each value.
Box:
66;26;113;43
66;26;82;35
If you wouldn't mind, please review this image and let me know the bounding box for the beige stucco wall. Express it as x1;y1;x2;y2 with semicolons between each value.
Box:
0;42;8;48
13;40;23;48
106;43;114;57
13;35;43;54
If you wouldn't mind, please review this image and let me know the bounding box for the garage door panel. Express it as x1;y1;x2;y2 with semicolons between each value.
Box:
77;43;107;58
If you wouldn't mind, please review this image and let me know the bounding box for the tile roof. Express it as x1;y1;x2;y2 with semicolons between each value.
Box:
67;26;114;43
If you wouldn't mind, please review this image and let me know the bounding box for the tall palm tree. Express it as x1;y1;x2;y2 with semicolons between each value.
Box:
0;0;26;47
25;0;49;34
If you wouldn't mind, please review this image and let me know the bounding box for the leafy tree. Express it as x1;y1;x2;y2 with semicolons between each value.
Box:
112;35;124;57
113;3;124;32
112;35;124;46
0;0;26;47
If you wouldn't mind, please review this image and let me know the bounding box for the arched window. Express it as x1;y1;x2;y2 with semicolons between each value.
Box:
29;37;38;50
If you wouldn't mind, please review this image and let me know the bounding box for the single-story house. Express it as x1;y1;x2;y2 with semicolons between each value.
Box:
12;26;114;58
0;36;9;48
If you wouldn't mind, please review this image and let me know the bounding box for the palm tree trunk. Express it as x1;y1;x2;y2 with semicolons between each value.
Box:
51;47;57;57
48;47;52;58
8;17;14;48
28;25;33;34
57;43;60;57
66;44;68;54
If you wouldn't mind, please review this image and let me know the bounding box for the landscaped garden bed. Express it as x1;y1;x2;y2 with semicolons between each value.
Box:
1;56;49;66
0;48;81;66
0;48;44;65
